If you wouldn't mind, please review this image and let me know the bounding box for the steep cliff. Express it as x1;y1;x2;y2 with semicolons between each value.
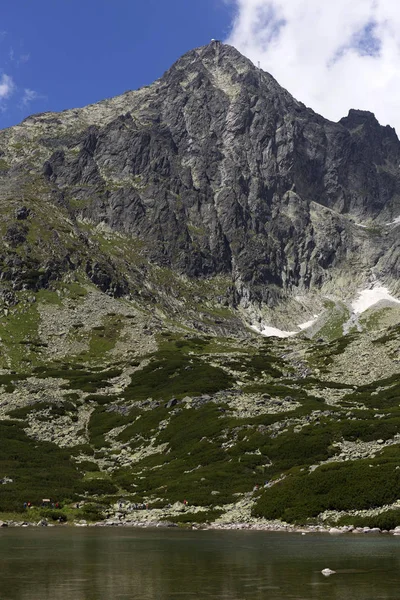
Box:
0;42;398;315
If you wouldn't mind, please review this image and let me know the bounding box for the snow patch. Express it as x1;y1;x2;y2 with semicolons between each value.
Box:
387;216;400;226
251;314;320;337
249;324;296;338
298;315;319;330
351;285;400;315
354;223;368;228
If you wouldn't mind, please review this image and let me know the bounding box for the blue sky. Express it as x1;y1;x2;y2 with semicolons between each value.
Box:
0;0;233;129
4;2;398;133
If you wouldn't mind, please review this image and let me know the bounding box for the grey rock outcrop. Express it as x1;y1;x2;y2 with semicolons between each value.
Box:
1;42;399;304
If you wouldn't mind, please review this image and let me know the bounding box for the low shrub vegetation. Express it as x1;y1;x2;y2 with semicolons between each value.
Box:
253;458;400;523
123;352;233;402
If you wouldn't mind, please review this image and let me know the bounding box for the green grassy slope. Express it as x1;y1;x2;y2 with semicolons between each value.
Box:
0;318;398;528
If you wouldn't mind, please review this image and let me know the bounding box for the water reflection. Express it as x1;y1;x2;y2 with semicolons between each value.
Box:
0;528;399;599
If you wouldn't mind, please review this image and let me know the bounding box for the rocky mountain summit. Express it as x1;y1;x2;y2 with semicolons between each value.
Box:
0;43;399;530
0;42;399;318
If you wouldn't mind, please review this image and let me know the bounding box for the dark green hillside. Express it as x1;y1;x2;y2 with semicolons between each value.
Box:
0;42;400;527
0;325;399;528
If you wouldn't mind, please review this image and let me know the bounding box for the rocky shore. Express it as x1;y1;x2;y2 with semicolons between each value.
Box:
2;518;400;536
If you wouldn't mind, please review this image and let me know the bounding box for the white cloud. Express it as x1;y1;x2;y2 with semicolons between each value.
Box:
20;88;40;108
8;46;30;66
0;73;15;100
226;1;400;132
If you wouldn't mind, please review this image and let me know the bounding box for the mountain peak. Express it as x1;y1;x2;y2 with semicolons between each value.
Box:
340;109;380;130
339;108;399;144
0;40;399;311
161;41;258;91
172;41;255;71
159;41;297;114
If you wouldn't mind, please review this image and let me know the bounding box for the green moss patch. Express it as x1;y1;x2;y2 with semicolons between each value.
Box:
0;421;82;512
7;400;77;420
75;315;125;362
88;406;139;449
253;455;400;523
123;349;233;402
341;374;400;411
33;364;122;393
337;509;400;530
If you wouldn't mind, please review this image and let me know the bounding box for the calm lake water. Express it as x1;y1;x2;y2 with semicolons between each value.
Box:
0;528;399;600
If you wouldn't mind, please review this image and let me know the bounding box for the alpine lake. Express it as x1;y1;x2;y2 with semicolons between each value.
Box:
0;527;399;599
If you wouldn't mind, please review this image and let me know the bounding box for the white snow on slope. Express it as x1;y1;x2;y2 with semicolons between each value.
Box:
351;285;400;315
250;315;320;338
298;316;319;330
249;324;297;338
387;216;400;226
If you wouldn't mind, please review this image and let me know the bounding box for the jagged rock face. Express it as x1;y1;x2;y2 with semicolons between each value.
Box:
1;43;400;302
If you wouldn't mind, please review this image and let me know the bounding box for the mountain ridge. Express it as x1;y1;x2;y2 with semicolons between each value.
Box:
1;43;399;308
0;43;399;530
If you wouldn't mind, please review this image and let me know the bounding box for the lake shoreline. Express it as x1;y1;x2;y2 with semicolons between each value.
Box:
2;517;400;536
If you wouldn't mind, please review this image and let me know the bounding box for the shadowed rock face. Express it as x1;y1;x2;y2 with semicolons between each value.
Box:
2;43;400;302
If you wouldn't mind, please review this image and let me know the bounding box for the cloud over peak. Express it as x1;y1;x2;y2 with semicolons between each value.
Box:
226;1;400;132
0;73;15;100
20;88;40;108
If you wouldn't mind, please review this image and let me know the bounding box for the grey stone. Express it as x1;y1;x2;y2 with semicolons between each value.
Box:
165;398;178;409
321;568;336;577
365;528;381;534
15;206;30;220
1;43;396;303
